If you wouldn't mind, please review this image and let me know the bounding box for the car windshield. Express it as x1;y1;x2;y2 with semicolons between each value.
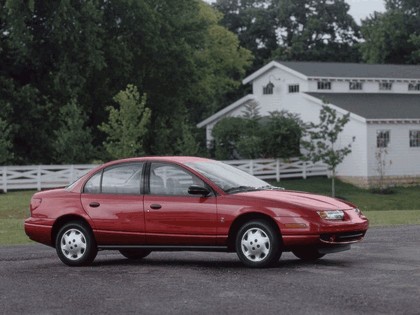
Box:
185;161;277;193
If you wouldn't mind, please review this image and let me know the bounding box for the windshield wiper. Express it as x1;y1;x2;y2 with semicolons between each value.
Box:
256;185;285;191
224;186;258;194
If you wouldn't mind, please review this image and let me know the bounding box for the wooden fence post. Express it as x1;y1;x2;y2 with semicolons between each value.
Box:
276;159;280;182
70;165;75;184
37;165;41;191
249;160;254;175
303;161;307;179
2;167;6;193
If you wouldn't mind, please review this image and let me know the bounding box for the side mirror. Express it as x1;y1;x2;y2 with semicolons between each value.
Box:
188;185;211;197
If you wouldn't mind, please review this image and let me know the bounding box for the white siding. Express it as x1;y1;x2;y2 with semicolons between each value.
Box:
336;119;368;177
367;124;420;177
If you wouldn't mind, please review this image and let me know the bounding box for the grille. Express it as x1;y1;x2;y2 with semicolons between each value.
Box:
320;231;366;244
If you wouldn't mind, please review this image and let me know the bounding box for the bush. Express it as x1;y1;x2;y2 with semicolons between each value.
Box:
211;110;303;159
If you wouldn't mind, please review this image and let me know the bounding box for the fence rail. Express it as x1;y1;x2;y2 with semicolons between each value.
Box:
0;158;328;193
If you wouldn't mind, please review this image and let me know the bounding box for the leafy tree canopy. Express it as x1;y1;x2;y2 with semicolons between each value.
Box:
53;100;95;164
99;85;151;160
214;0;361;70
0;0;251;164
360;0;420;64
212;106;304;160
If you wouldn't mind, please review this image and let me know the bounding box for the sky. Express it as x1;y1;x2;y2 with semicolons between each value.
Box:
345;0;385;23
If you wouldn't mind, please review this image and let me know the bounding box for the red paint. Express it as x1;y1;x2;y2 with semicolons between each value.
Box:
24;156;369;260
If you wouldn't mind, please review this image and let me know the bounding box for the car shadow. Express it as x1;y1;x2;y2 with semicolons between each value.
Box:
90;253;353;270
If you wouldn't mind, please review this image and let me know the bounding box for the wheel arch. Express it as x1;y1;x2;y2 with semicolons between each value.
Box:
227;212;282;251
51;215;93;248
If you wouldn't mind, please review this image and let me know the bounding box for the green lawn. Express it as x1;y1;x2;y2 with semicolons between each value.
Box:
273;177;420;211
0;190;34;245
1;179;420;245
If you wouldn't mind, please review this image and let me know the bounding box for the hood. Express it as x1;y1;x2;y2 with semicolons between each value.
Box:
235;189;354;211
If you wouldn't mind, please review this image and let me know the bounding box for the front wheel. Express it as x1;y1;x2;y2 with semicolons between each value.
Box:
292;248;325;261
235;220;282;268
56;222;97;266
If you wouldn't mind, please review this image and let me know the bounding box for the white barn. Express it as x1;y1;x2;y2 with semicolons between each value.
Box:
198;61;420;187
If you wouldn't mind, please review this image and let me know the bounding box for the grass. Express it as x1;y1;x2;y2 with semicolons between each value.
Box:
0;190;34;245
1;179;419;245
272;177;420;211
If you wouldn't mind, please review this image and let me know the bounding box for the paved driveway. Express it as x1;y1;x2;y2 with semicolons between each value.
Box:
1;225;419;314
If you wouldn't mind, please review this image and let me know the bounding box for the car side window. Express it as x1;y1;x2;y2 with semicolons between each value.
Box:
150;163;205;196
84;163;143;195
84;172;101;194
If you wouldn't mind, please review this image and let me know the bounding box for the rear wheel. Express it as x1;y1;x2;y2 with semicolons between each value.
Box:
56;221;97;266
119;249;152;260
292;248;325;261
235;220;282;268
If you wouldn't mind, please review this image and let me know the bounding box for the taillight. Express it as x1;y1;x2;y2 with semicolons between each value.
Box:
30;198;42;212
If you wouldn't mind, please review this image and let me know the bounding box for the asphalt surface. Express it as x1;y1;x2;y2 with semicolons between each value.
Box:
1;225;419;315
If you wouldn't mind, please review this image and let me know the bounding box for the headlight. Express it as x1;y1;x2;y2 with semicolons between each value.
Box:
354;208;361;215
317;210;344;220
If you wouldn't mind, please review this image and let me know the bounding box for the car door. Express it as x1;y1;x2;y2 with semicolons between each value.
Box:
81;162;146;245
144;162;217;246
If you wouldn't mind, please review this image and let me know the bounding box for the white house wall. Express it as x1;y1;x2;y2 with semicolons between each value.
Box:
367;123;420;177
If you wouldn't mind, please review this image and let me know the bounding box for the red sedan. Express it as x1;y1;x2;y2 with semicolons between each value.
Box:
25;157;368;268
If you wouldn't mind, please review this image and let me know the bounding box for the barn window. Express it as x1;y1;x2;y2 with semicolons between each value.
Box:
263;82;274;95
408;83;420;91
379;82;392;90
409;130;420;147
349;82;363;90
317;81;331;90
288;84;300;93
377;130;390;148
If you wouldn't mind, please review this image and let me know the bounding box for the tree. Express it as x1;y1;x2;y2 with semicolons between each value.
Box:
360;0;420;64
212;107;304;160
214;0;361;71
260;111;303;158
373;145;393;193
99;85;151;159
175;120;201;156
302;104;354;197
1;0;251;163
0;117;13;165
52;100;95;164
188;2;253;121
212;117;249;159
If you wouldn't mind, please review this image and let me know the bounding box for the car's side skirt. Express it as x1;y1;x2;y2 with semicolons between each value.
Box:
98;245;230;252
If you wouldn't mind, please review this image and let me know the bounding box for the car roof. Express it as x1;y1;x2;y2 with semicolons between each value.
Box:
104;156;215;166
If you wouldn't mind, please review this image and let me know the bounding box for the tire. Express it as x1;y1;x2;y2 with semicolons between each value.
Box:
55;221;97;266
119;249;152;260
292;248;325;261
235;220;282;268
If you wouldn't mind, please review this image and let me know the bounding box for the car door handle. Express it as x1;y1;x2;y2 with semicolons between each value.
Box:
150;204;162;210
89;202;100;208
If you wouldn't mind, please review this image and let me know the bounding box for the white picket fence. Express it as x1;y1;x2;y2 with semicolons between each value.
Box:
0;158;328;193
0;165;97;193
222;158;328;181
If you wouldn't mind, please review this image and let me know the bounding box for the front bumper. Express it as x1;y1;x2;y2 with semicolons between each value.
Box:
274;212;369;248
